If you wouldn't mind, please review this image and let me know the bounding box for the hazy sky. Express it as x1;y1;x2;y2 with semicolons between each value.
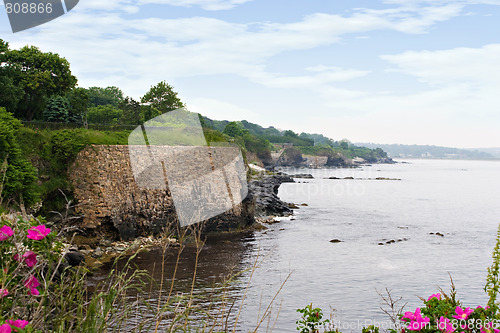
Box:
2;0;500;148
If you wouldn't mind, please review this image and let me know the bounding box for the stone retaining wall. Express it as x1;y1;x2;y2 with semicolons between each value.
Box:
69;145;254;240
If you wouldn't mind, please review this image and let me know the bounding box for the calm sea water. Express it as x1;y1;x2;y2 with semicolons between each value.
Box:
92;159;500;332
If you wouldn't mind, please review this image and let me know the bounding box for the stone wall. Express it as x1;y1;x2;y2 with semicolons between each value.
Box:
69;145;255;240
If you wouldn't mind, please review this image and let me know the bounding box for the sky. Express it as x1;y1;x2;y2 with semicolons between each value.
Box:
1;0;500;148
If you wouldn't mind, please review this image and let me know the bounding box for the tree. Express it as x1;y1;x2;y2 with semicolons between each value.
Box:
0;40;23;113
339;139;350;150
87;105;123;125
0;107;38;206
118;97;141;125
223;122;246;137
87;86;124;107
2;42;77;121
66;87;90;125
141;81;185;113
43;96;70;122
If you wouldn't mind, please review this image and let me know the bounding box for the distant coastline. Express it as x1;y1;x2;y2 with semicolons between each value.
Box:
357;143;500;160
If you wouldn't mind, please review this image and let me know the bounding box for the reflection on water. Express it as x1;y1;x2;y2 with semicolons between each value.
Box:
89;232;257;332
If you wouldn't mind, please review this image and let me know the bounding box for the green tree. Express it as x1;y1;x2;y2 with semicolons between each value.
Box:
0;107;38;206
66;87;90;125
42;96;70;122
141;81;185;113
0;40;23;113
87;86;124;107
140;104;162;123
2;42;77;121
118;97;142;125
223;122;246;137
339;139;350;150
87;105;123;125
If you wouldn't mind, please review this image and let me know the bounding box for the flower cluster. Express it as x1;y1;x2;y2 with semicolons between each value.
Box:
0;220;52;331
398;293;499;333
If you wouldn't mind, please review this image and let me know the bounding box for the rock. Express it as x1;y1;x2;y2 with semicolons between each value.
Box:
378;243;384;245
435;232;444;237
288;203;300;209
114;246;126;252
328;177;341;180
80;249;91;256
375;177;402;181
300;203;309;206
249;174;295;218
99;239;113;247
65;251;85;266
343;177;354;180
92;247;104;258
291;174;314;179
330;239;343;243
386;240;396;244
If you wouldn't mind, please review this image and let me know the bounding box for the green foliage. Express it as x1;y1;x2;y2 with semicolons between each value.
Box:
296;304;330;333
118;97;141;125
362;325;380;333
87;105;123;125
42;96;70;123
2;42;77;121
0;107;38;206
66;87;90;125
485;224;500;312
86;86;124;107
223;121;246;137
141;81;185;113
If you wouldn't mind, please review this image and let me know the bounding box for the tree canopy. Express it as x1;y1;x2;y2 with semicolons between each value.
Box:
0;39;77;120
141;81;185;113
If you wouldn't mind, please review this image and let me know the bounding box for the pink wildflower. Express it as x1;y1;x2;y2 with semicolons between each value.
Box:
0;289;8;298
452;306;474;321
0;324;11;333
402;308;418;322
22;251;37;267
0;225;13;241
438;316;456;333
404;308;431;331
481;322;500;333
5;320;29;330
26;225;51;240
427;293;441;301
24;275;40;296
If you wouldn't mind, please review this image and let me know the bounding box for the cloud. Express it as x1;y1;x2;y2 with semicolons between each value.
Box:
136;0;254;10
247;66;371;90
189;98;258;121
381;44;500;87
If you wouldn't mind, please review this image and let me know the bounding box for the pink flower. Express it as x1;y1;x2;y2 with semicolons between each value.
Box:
452;306;474;321
0;289;8;298
22;251;37;267
427;293;441;301
438;316;456;333
0;225;14;241
402;310;417;322
0;324;11;333
404;308;431;331
26;225;51;240
5;320;29;330
24;275;40;296
481;322;500;333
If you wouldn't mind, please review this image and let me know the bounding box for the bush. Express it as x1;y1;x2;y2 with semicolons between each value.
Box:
0;108;38;207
